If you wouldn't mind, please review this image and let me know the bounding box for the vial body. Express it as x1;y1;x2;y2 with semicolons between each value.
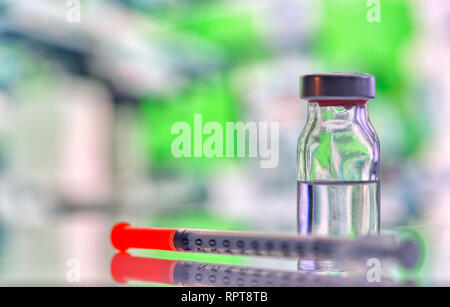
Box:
297;102;380;238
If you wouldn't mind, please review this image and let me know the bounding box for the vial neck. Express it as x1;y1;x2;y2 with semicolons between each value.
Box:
310;99;368;107
308;100;369;122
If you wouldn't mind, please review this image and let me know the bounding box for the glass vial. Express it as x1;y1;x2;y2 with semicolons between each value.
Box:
297;73;380;238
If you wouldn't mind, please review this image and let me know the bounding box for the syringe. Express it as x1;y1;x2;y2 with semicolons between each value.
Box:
110;222;421;269
111;253;399;287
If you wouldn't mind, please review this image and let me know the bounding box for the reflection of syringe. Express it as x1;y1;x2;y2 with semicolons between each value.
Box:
110;223;421;269
111;253;398;287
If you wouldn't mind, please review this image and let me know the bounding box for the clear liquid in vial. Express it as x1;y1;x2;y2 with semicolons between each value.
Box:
297;180;379;238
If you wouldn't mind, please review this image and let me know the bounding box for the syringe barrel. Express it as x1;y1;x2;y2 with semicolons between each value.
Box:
172;228;396;260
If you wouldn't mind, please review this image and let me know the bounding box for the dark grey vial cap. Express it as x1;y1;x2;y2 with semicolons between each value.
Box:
300;73;375;100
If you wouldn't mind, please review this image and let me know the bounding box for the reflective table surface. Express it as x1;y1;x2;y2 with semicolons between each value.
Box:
0;207;448;287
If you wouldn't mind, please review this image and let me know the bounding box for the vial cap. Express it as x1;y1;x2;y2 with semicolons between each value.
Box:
300;73;375;100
